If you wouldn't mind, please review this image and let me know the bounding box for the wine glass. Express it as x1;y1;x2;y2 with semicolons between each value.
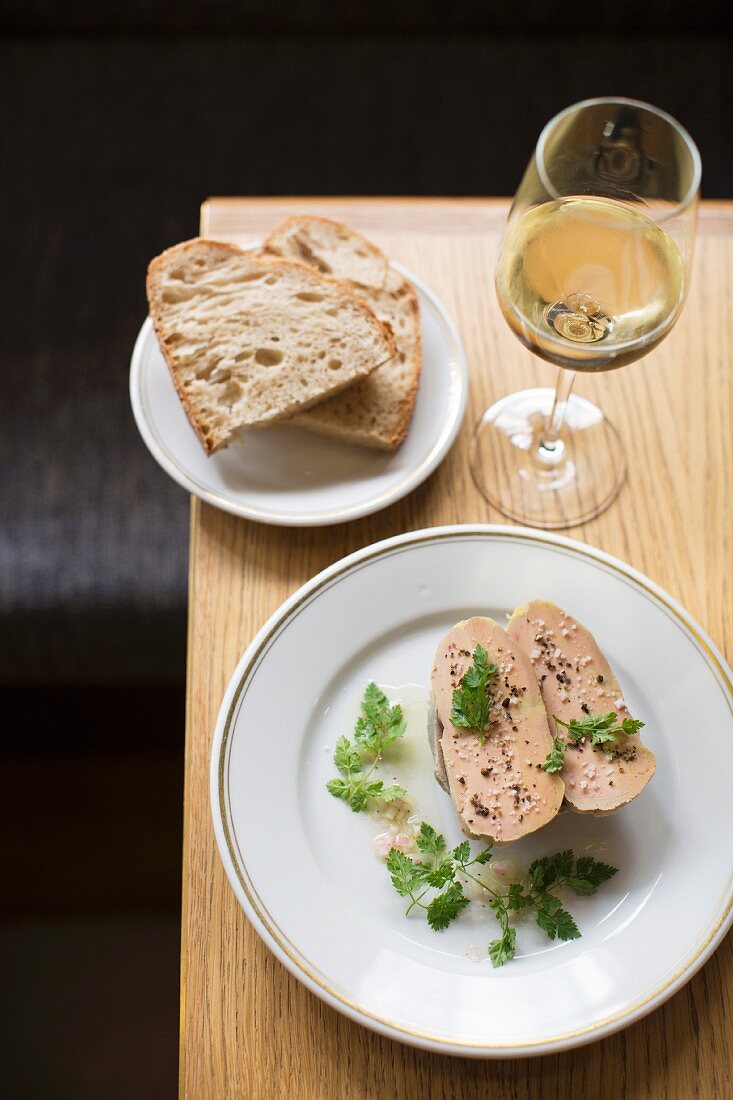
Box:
471;97;701;528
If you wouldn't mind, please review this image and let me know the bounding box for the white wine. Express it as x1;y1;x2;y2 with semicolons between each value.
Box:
495;197;685;371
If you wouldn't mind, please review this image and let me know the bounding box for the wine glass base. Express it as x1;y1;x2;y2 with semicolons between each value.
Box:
470;388;626;529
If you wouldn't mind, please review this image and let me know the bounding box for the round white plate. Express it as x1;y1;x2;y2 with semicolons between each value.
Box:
210;525;733;1056
129;263;467;526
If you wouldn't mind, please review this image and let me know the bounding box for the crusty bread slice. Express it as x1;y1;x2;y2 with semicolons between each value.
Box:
262;217;422;451
146;238;396;454
262;215;390;290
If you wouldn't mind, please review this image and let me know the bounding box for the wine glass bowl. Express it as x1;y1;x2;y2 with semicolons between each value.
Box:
471;98;701;528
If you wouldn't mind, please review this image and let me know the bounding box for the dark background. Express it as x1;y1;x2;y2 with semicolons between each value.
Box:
2;4;731;1096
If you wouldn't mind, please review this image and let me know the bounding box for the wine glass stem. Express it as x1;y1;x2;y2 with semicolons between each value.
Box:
539;368;576;462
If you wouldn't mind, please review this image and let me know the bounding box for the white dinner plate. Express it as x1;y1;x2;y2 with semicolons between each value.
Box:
210;526;733;1056
129;263;467;526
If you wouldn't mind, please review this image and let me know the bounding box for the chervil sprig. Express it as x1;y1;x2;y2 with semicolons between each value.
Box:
354;681;407;753
386;823;490;930
385;824;618;967
556;710;644;748
326;683;406;812
527;848;617;896
490;848;617;961
542;711;645;771
450;644;498;742
541;736;566;774
487;899;517;968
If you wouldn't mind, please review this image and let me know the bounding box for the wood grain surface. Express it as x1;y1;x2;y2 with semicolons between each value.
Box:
181;199;733;1099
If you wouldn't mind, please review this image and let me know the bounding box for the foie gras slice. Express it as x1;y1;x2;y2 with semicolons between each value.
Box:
431;616;564;843
506;600;656;814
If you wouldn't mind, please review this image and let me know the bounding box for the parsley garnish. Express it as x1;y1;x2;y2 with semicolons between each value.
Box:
385;825;617;967
450;644;498;742
542;711;645;771
326;683;406;812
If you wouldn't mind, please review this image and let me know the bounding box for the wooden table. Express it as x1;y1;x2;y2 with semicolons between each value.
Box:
181;199;733;1099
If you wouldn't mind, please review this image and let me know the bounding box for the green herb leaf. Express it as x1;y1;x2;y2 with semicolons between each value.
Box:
426;882;469;931
450;644;498;741
488;926;517;968
378;784;406;804
451;841;471;864
563;877;596;896
487;897;517;967
416;822;446;859
573;856;618;891
333;736;363;777
505;882;534;911
535;894;581;941
542;736;566;773
326;685;408;812
355;682;406;754
325;777;350;801
422;862;456;889
415;822;456;886
528;849;573;892
555;710;644;751
384;821;617;967
386;849;424;897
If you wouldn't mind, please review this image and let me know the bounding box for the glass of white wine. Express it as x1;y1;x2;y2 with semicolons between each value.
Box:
471;97;701;528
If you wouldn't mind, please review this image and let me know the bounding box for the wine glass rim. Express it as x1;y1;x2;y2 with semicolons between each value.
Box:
535;96;702;218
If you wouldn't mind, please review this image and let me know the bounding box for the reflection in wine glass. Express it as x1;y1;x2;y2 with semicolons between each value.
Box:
471;98;701;528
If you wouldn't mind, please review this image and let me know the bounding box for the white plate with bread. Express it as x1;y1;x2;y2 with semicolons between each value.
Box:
130;217;467;526
210;525;733;1055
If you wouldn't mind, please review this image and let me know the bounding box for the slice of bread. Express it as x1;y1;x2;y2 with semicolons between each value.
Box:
146;238;396;454
263;215;390;290
262;216;422;451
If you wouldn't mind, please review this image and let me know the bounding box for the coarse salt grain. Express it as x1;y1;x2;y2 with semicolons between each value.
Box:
530;648;541;660
580;780;589;791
